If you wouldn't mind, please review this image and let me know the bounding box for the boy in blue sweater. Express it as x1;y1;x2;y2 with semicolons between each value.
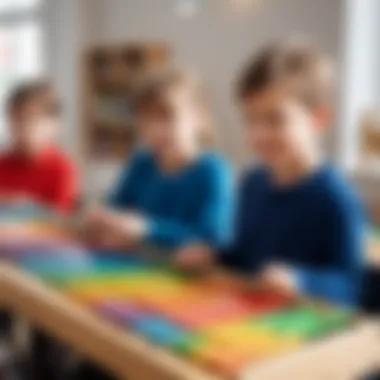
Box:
84;66;233;269
183;41;365;306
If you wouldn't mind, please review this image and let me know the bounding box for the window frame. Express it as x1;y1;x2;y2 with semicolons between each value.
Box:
0;1;41;24
0;0;43;144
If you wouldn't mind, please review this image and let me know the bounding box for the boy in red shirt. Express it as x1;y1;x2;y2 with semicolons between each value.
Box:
0;80;78;212
0;81;79;378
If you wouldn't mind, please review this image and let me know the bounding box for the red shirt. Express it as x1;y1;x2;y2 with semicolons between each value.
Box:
0;147;78;212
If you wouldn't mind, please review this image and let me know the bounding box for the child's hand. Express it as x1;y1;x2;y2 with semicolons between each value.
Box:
174;244;215;271
83;207;147;250
0;193;35;206
102;212;148;250
116;212;148;242
97;228;134;251
82;205;112;234
259;264;298;295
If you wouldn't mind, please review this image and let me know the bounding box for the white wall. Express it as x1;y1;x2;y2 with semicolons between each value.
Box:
43;0;95;163
90;0;345;166
43;0;110;197
42;0;380;206
45;0;352;197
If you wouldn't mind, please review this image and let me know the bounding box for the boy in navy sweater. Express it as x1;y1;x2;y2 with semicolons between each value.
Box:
181;41;365;306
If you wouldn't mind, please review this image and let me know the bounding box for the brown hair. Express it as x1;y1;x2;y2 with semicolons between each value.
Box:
6;79;61;116
236;40;334;108
131;65;215;145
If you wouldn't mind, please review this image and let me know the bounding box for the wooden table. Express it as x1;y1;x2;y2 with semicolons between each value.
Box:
0;263;379;380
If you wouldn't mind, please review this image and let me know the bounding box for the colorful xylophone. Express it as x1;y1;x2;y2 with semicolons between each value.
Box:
0;207;353;377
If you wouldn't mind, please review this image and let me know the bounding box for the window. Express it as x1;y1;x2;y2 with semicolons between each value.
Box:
338;0;379;174
0;0;43;145
0;0;40;12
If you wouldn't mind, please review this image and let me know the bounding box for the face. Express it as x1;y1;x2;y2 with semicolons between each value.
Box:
9;99;59;154
240;85;322;168
137;89;199;156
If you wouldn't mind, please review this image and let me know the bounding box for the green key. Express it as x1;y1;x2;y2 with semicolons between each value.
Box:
171;334;203;355
253;306;352;340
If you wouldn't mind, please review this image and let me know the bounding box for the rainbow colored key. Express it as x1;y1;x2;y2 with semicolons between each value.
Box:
132;316;195;348
96;300;146;325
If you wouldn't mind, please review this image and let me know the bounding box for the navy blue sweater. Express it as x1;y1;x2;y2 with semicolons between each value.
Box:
222;165;365;306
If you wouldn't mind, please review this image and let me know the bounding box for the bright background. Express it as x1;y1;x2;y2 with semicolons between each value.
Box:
0;0;379;200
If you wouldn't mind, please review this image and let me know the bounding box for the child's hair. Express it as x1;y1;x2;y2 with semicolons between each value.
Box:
6;79;61;116
131;65;215;145
236;40;334;108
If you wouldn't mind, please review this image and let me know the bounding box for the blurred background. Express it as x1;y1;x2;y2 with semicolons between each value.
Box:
0;2;379;379
0;0;379;210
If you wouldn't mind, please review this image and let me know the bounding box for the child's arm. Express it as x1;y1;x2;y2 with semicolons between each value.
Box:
81;150;147;248
50;161;78;212
82;206;145;249
146;159;234;249
262;192;365;305
86;156;233;254
108;150;147;208
0;192;35;206
292;196;364;305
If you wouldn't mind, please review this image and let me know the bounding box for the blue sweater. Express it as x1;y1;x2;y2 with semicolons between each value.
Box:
109;149;233;250
222;165;365;306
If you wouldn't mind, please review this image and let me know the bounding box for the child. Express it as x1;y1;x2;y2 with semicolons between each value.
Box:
184;41;365;306
0;81;78;379
0;80;78;212
85;66;233;268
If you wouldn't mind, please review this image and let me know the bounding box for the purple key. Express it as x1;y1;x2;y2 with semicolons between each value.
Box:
96;300;146;325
